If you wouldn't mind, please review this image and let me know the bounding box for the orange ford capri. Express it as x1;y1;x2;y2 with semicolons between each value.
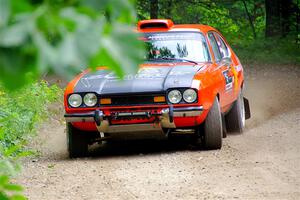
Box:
64;19;251;158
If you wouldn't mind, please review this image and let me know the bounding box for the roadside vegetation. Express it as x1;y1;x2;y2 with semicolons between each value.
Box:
0;82;62;199
233;37;300;65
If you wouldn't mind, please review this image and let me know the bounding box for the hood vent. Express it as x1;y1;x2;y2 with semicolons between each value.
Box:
138;19;174;30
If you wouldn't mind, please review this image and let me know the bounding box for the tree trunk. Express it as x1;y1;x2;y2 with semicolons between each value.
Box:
150;0;159;19
242;0;256;39
281;0;292;37
265;0;281;37
296;0;299;39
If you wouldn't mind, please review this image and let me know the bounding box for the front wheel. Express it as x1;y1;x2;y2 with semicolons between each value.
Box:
67;123;88;158
202;97;223;150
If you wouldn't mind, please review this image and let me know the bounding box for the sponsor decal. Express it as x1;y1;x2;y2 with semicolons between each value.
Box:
136;68;166;79
173;79;180;84
80;78;91;88
222;70;233;91
231;66;239;91
191;80;201;89
169;71;193;76
223;65;240;92
146;34;202;41
235;65;242;72
79;67;168;88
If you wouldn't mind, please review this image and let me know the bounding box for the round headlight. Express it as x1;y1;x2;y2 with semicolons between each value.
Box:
68;94;82;108
183;89;197;103
83;93;97;107
168;90;182;104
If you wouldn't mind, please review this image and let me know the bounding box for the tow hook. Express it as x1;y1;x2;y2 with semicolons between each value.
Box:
169;105;174;123
94;110;104;126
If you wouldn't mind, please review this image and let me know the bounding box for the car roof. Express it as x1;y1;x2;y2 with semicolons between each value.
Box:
137;19;218;34
172;24;217;33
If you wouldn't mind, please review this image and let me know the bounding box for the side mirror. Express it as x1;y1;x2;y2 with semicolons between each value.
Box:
221;57;232;66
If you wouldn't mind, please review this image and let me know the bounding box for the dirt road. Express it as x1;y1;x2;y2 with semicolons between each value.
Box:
16;64;300;200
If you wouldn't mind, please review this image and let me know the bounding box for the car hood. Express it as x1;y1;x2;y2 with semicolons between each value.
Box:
74;64;205;95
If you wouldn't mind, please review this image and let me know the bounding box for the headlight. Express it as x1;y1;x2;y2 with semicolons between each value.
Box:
68;94;82;108
83;93;97;107
183;89;197;103
168;90;182;104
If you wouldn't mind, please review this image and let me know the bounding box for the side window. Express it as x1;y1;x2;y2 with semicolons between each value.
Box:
208;33;222;62
214;33;230;58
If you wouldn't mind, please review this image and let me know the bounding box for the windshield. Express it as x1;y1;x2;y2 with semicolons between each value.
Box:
144;32;211;63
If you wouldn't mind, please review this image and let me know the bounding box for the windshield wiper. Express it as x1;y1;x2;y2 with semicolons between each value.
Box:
148;57;198;65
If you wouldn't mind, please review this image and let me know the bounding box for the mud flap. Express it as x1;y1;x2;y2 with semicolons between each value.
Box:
243;97;251;120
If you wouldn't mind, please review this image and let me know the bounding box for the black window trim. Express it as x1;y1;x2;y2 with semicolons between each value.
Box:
207;31;222;63
212;32;231;59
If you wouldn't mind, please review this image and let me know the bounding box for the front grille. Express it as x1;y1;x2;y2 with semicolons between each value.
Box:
100;93;166;106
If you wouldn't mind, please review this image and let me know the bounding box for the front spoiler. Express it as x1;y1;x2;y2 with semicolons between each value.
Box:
64;106;203;133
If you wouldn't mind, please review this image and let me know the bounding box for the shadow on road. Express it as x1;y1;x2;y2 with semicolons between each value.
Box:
88;135;203;159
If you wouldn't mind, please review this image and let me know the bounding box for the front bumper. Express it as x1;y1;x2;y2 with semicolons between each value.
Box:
64;105;203;133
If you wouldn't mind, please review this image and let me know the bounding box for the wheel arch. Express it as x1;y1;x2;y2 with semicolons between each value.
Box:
216;93;220;101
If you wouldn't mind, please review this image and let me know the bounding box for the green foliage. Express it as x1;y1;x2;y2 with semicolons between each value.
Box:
0;175;26;200
0;81;62;199
233;37;300;64
0;0;145;90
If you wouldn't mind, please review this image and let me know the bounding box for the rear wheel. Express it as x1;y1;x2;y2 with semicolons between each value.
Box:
222;114;227;138
225;90;245;133
202;97;223;149
67;123;89;158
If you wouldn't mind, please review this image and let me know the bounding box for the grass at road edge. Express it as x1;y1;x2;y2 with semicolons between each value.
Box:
0;81;62;199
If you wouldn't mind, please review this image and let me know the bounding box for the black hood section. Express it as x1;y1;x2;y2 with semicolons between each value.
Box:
74;65;202;94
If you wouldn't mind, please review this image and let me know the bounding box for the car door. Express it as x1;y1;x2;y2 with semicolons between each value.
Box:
213;32;237;105
207;32;235;108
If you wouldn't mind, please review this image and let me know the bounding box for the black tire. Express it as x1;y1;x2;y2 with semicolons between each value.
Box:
67;123;88;158
225;90;245;133
222;114;227;138
203;97;223;149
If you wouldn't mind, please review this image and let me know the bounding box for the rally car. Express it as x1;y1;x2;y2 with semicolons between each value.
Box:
64;19;251;158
